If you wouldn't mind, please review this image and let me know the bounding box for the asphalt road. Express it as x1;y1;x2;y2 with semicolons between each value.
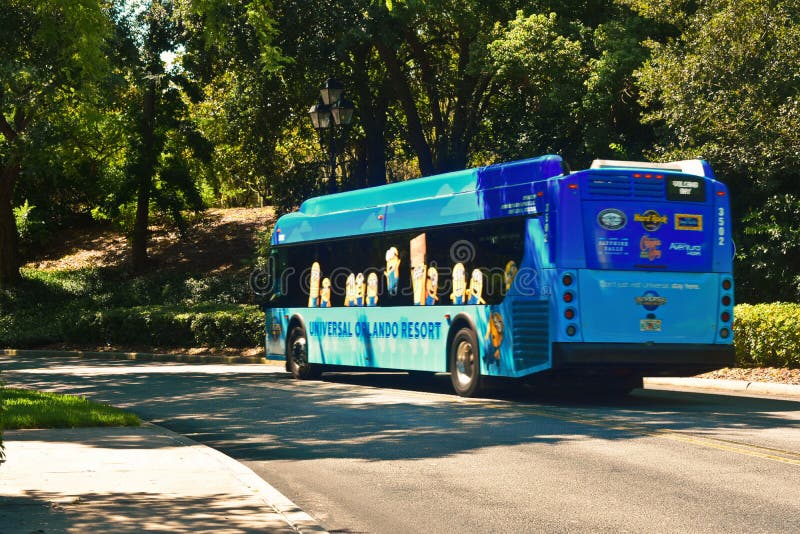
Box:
3;356;799;533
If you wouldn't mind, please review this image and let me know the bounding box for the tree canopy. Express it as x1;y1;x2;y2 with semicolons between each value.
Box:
0;0;798;301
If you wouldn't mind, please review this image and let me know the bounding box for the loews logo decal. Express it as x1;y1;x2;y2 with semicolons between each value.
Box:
597;208;627;231
634;209;668;231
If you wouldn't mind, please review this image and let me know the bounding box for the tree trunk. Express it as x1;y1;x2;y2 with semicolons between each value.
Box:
132;78;157;273
375;41;435;177
0;161;20;287
352;46;389;187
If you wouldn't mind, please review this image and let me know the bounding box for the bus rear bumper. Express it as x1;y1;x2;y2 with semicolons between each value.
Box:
551;342;735;377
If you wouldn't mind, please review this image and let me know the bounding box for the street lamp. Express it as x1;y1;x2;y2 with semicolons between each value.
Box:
308;77;354;193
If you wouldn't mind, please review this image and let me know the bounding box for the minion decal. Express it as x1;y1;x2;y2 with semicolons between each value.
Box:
410;233;427;306
412;264;426;305
485;311;505;362
345;273;356;307
468;268;486;304
504;260;518;292
320;278;331;307
426;266;439;306
355;273;365;306
385;247;401;295
367;272;379;306
308;262;321;308
451;262;466;304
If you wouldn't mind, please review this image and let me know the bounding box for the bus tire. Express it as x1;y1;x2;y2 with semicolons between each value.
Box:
286;325;319;380
449;327;482;397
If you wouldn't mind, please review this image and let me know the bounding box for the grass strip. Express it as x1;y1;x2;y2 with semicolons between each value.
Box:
1;388;141;429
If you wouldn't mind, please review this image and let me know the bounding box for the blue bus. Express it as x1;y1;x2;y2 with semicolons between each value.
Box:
263;155;734;396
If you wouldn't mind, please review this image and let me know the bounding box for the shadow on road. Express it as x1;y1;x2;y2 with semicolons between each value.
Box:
3;356;798;463
0;491;291;533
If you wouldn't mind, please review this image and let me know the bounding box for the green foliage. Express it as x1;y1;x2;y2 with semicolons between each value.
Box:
1;0;115;284
736;194;800;302
483;10;586;163
0;267;260;349
635;0;800;196
0;388;141;430
64;303;263;349
734;303;800;368
12;200;48;252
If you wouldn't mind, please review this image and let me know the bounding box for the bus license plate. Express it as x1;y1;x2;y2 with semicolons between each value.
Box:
640;319;662;332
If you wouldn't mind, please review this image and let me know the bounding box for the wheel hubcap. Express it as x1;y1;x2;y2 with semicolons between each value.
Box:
455;340;474;386
292;337;307;368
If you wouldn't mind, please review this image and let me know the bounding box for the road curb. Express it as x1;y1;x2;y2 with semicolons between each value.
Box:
1;348;286;366
143;422;328;534
644;377;800;399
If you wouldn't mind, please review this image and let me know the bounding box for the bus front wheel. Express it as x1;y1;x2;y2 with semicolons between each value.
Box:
449;327;482;397
287;326;319;380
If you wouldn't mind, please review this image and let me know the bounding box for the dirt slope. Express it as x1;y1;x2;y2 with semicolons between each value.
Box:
24;208;274;275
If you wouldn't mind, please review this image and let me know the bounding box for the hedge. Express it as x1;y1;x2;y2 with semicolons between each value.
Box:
733;303;800;368
61;303;264;349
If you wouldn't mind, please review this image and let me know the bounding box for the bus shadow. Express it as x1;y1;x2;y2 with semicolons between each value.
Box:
3;357;798;464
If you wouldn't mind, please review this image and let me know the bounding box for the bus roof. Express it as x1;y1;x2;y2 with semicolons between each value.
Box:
273;155;565;245
590;159;715;178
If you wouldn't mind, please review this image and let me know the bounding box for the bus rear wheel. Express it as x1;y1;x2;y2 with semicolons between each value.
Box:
449;327;481;397
286;325;319;380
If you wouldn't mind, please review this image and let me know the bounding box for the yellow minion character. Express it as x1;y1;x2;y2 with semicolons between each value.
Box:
345;273;356;307
355;273;365;306
320;278;331;308
367;272;379;306
308;262;321;308
385;247;401;295
504;260;518;291
468;268;486;304
451;262;466;304
426;266;439;305
485;312;504;360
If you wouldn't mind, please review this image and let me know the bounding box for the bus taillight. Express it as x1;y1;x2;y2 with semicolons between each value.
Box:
562;273;573;286
722;279;732;290
722;295;732;307
720;328;730;339
721;311;731;323
563;291;574;303
566;325;578;336
564;308;576;320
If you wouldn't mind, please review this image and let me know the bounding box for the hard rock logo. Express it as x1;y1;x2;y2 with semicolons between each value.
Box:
634;210;668;231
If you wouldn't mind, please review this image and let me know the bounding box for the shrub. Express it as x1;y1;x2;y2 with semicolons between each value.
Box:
62;303;263;349
736;194;800;303
733;303;800;368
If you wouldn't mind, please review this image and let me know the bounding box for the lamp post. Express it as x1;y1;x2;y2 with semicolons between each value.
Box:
308;77;354;193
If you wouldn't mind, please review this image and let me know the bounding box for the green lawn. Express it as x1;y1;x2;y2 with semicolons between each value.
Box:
1;388;141;429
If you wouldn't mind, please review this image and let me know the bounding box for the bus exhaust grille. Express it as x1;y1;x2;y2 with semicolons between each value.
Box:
510;299;549;372
585;175;665;199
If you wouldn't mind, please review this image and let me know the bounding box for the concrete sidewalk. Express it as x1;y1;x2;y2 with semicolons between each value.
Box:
0;424;327;534
644;377;800;399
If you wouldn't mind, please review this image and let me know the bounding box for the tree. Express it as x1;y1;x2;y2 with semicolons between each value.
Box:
634;0;800;199
111;1;211;272
0;0;110;286
633;0;800;301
